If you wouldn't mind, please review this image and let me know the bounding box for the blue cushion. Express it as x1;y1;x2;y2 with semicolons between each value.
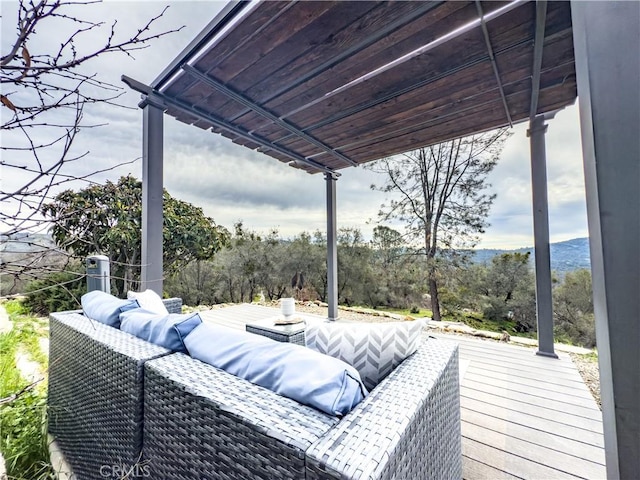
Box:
184;323;367;416
81;291;138;328
119;308;202;353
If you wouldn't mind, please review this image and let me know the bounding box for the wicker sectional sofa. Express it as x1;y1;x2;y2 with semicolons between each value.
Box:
48;301;461;480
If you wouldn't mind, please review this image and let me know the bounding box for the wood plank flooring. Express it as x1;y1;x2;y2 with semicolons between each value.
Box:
436;334;606;479
199;304;606;479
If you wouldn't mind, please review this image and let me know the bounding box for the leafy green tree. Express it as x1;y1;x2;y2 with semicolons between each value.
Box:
43;175;229;297
337;228;375;306
480;252;536;332
371;226;404;271
207;222;268;303
369;225;423;308
369;129;511;320
485;252;532;302
554;269;595;347
165;260;218;306
277;231;325;301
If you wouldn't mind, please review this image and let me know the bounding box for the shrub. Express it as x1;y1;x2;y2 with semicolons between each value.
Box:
23;267;86;315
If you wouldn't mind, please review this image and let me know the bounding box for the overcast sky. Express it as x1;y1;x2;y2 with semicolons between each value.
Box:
1;0;589;249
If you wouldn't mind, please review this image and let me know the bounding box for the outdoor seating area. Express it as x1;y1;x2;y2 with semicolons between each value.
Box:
47;300;461;479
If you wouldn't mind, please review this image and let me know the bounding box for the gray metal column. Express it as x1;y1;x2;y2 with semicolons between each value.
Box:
572;2;640;478
527;115;557;358
325;173;338;320
141;103;164;295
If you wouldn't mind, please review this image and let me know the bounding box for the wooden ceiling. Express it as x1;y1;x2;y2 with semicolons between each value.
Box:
145;0;576;174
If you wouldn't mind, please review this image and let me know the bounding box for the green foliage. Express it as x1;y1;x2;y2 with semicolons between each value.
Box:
438;252;537;334
554;269;595;347
3;300;29;317
469;252;537;332
0;392;53;480
43;175;229;297
23;265;86;315
0;303;53;479
164;222;593;349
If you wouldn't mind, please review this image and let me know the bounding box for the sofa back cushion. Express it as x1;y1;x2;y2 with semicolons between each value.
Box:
127;289;169;315
305;319;426;391
119;308;202;353
81;291;138;328
184;323;367;416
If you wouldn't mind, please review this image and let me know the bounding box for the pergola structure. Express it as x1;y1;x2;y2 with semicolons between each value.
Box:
122;1;639;478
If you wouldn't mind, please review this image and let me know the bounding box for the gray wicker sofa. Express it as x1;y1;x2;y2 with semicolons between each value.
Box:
48;302;461;480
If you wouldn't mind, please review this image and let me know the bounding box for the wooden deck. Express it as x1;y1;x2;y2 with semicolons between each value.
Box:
437;334;606;480
199;304;606;479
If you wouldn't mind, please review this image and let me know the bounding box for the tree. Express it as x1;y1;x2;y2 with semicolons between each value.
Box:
368;129;511;321
481;252;536;332
371;225;404;271
1;0;180;289
43;175;229;296
554;269;595;347
369;225;422;308
277;231;325;301
485;252;532;303
337;228;374;306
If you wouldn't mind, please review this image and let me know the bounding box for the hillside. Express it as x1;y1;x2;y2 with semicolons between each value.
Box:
1;234;592;273
472;237;591;273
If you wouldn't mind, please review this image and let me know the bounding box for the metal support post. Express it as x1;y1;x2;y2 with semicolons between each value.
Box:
527;115;557;358
325;172;338;321
572;2;640;478
141;103;164;295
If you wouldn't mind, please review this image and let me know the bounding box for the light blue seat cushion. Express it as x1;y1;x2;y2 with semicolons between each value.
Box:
81;290;138;328
184;323;367;416
119;308;202;353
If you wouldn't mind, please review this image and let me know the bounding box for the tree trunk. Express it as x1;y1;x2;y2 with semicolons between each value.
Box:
429;275;442;321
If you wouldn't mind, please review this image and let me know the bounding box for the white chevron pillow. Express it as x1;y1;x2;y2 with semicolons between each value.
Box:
305;319;426;391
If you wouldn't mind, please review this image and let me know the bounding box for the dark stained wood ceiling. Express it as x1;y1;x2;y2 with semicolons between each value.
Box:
147;1;576;174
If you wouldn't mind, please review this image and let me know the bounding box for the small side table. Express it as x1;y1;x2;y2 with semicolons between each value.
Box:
245;317;307;345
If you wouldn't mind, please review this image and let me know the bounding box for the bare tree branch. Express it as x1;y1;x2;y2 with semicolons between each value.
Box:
1;0;182;294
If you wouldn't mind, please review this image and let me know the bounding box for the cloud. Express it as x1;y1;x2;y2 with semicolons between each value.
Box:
477;106;588;248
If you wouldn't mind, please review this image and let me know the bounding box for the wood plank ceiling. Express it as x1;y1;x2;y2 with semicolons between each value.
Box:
147;0;576;174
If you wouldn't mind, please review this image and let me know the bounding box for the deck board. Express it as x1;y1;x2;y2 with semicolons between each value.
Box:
461;387;603;431
433;333;606;479
461;371;598;408
198;305;606;479
461;409;605;461
461;380;602;421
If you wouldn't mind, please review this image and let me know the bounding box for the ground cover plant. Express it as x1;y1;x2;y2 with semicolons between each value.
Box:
0;300;54;480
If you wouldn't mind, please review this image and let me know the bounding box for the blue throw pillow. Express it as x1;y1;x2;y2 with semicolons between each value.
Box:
119;308;202;353
81;291;138;328
184;323;368;416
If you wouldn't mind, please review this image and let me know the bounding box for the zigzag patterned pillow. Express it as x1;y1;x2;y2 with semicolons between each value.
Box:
305;319;426;391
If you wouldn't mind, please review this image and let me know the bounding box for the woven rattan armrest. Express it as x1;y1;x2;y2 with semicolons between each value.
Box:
48;311;171;478
143;353;340;479
305;339;461;480
162;297;182;313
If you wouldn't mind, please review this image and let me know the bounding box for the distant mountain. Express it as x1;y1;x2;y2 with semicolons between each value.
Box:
0;233;55;254
1;233;590;274
472;237;591;273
